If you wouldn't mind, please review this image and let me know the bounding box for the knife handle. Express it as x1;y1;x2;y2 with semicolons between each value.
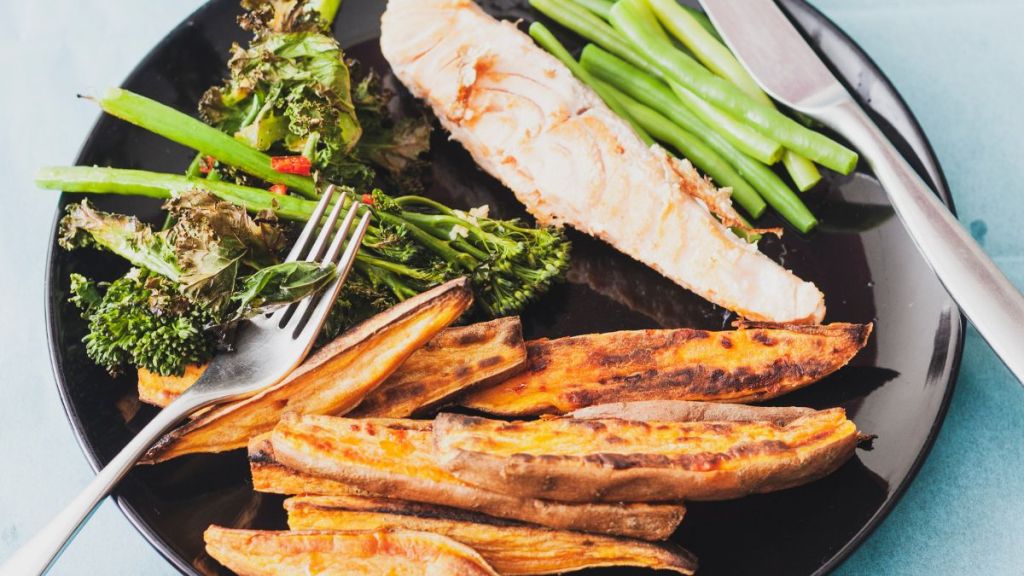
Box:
819;98;1024;384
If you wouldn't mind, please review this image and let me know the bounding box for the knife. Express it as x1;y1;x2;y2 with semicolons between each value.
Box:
699;0;1024;384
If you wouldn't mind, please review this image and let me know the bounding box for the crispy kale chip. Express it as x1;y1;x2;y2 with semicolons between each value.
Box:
61;195;340;375
199;0;430;189
231;260;337;318
60;193;286;311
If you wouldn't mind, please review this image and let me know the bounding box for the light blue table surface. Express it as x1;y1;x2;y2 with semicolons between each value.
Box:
1;1;1022;574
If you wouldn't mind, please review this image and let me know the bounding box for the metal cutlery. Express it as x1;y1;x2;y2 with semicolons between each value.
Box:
1;184;371;576
701;0;1024;384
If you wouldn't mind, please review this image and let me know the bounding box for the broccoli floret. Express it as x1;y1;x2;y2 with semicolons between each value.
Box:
69;271;218;377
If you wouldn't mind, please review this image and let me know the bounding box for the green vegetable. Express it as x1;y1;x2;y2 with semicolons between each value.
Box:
677;4;721;42
202;32;361;156
572;0;614;20
529;0;661;77
581;45;817;232
60;192;289;311
37;166;316;221
669;82;782;164
532;0;781;164
647;0;764;105
40;166;571;319
69;270;218;377
527;22;654;146
232;260;337;318
347;69;432;190
97;88;318;198
646;0;822;190
600;81;765;218
780;150;822;192
201;0;431;191
609;0;857;174
240;0;343;32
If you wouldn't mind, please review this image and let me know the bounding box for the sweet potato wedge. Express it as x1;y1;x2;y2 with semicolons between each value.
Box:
433;408;860;502
269;414;686;540
137;364;206;407
204;526;498;576
460;322;873;416
141;278;473;463
285;494;698;575
249;434;365;497
570;400;817;425
350;317;526;417
138;317;525;414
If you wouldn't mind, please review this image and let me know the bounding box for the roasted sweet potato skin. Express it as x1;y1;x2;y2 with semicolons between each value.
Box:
137;364;206;407
350;317;526;417
138;317;525;413
570;400;816;425
285;494;697;575
460;322;873;416
141;278;472;463
269;414;686;540
204;526;498;576
434;408;859;502
249;434;365;497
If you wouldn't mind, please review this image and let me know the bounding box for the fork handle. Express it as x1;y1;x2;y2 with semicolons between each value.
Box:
819;97;1024;384
0;394;202;576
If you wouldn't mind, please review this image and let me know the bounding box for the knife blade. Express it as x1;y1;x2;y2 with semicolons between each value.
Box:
699;0;847;110
700;0;1024;385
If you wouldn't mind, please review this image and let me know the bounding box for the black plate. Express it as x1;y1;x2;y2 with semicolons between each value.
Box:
45;1;963;574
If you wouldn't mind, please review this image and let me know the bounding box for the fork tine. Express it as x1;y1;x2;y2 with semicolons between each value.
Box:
284;184;337;263
299;186;348;263
284;201;362;331
291;209;371;340
275;190;352;327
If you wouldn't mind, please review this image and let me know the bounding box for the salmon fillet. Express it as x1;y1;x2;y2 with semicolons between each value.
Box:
380;0;825;323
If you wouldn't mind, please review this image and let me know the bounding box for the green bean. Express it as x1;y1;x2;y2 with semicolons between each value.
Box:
599;81;766;218
646;0;822;190
35;166;317;221
571;0;614;20
95;88;318;198
581;45;817;232
533;0;782;165
609;0;857;174
669;82;783;164
528;21;655;146
529;0;661;76
678;4;722;42
781;150;822;191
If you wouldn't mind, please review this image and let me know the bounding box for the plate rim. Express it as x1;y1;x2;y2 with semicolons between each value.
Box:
42;1;964;574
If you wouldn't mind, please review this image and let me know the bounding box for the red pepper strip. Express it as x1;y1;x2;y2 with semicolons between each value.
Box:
361;193;375;206
269;184;288;196
270;155;313;176
199;155;215;175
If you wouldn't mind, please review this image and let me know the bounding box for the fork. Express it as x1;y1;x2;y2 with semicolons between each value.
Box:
1;184;371;576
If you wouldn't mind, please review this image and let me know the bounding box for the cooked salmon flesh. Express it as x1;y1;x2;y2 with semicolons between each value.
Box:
380;0;825;323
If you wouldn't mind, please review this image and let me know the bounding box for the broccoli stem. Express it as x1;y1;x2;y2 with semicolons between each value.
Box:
528;21;655;146
608;0;857;174
95;88;319;198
